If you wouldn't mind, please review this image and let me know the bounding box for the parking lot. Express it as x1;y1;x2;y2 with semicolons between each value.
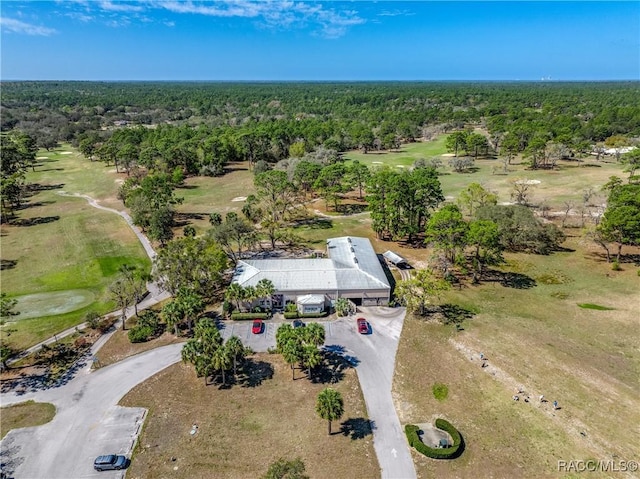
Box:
0;308;414;479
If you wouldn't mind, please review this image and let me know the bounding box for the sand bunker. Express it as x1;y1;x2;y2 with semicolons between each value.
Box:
441;153;455;157
396;165;405;168
36;156;49;160
372;161;383;164
60;151;73;155
231;196;247;202
515;179;541;185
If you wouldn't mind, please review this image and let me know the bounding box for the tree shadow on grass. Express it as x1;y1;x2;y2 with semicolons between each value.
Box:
484;269;537;289
293;217;333;230
1;259;17;270
238;358;274;388
339;418;375;439
27;183;65;192
173;212;204;227
439;304;477;325
12;216;60;227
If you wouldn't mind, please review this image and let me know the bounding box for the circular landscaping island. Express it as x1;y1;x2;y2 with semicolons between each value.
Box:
10;290;96;320
405;419;464;459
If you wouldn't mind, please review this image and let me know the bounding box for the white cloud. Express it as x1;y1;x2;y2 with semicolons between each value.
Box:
0;17;57;36
98;1;144;13
154;0;365;38
55;0;366;38
65;12;94;22
377;9;414;18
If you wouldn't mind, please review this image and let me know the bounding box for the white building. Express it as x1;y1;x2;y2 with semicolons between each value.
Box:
232;236;391;310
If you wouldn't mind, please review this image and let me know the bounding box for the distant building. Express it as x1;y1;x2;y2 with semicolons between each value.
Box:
232;237;391;309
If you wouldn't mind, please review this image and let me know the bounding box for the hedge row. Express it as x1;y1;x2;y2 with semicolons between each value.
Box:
404;420;463;459
230;312;270;320
283;311;329;319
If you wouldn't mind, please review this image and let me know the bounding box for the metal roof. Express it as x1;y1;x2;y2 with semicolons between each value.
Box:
233;237;390;293
296;294;326;304
383;250;408;265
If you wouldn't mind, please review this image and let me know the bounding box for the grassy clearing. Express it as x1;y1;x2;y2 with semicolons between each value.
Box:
121;355;378;479
393;237;639;478
0;400;56;438
0;145;150;350
173;162;256;235
343;136;449;167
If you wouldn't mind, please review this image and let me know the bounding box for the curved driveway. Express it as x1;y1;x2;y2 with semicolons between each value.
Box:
1;307;415;479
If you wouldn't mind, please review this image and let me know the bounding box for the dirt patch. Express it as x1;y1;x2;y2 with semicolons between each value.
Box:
1;400;56;439
96;330;184;368
121;354;378;479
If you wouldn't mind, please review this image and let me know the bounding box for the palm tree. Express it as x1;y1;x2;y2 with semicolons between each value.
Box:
242;285;257;311
255;278;276;309
276;323;295;351
212;346;232;385
225;335;246;376
302;344;322;380
302;322;325;347
225;283;244;311
162;300;183;336
315;388;344;435
176;288;205;332
281;340;303;380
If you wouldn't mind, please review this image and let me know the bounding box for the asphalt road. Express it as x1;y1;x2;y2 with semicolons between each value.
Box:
1;308;415;479
1;344;183;479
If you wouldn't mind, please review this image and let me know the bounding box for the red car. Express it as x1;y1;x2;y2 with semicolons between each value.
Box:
357;317;369;334
252;319;263;334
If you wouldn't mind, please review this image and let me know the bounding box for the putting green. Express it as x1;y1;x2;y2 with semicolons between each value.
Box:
10;290;96;320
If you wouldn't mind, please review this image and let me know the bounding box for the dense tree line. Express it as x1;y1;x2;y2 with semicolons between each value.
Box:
2;82;639;161
0;131;37;223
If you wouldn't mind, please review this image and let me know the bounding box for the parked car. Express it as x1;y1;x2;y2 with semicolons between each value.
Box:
357;317;369;334
292;319;305;328
252;319;263;334
94;454;127;471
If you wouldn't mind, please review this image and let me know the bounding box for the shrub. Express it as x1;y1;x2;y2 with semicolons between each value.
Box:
284;311;299;319
222;300;233;317
299;312;328;318
128;325;153;343
404;420;464;460
612;260;621;271
432;383;449;401
285;303;298;313
85;311;101;330
136;310;163;335
97;316;117;334
231;312;270;320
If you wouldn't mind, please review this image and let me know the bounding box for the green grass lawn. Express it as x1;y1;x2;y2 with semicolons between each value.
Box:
394;237;639;478
343;136;449;167
0;145;150;350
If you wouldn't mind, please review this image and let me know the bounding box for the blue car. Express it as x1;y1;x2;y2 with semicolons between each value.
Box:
94;454;127;471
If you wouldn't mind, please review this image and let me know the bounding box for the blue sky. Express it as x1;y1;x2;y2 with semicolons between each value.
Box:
1;1;638;80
